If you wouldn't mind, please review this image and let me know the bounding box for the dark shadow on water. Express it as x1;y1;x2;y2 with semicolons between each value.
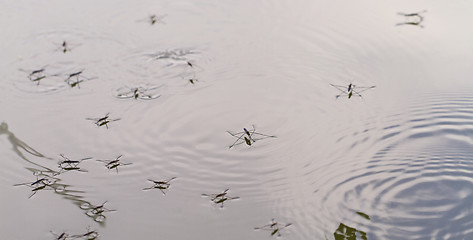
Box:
2;122;111;225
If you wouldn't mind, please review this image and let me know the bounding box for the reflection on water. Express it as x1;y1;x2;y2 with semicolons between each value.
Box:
2;122;114;226
317;94;473;239
333;212;369;240
334;223;367;240
81;201;116;223
3;0;473;239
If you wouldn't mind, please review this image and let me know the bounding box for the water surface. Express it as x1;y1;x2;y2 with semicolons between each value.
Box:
2;0;473;239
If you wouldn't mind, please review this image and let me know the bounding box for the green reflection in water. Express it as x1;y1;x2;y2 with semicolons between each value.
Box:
333;211;370;240
334;223;367;240
2;122;109;226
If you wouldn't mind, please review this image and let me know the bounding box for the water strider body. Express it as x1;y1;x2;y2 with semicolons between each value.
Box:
116;86;161;100
97;155;131;173
14;174;58;198
143;177;176;195
86;113;120;129
202;189;239;208
397;10;426;27
330;83;375;99
227;125;276;148
64;70;95;88
57;154;91;173
254;219;292;237
20;67;48;85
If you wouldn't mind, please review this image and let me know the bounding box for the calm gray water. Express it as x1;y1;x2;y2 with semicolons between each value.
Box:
2;0;473;239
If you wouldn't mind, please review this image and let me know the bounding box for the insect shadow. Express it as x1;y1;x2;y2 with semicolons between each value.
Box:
330;83;375;99
143;177;176;195
97;155;132;173
57;154;92;174
86;113;120;129
254;219;292;237
81;201;116;223
227;125;276;148
396;10;426;28
202;189;240;208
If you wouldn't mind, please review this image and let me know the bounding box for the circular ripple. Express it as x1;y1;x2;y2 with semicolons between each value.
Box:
108;46;211;97
312;91;473;239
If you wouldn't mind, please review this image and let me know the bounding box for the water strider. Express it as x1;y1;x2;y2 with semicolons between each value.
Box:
227;125;276;148
57;154;92;173
254;219;292;237
14;175;57;198
330;83;376;99
97;155;132;173
83;201;116;217
115;86;161;100
61;41;69;53
19;66;52;85
202;189;239;208
64;70;95;88
86;113;120;129
50;231;70;240
396;10;426;27
143;177;176;195
72;228;99;240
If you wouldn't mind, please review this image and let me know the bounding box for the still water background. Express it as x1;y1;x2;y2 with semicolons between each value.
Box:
1;0;473;239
